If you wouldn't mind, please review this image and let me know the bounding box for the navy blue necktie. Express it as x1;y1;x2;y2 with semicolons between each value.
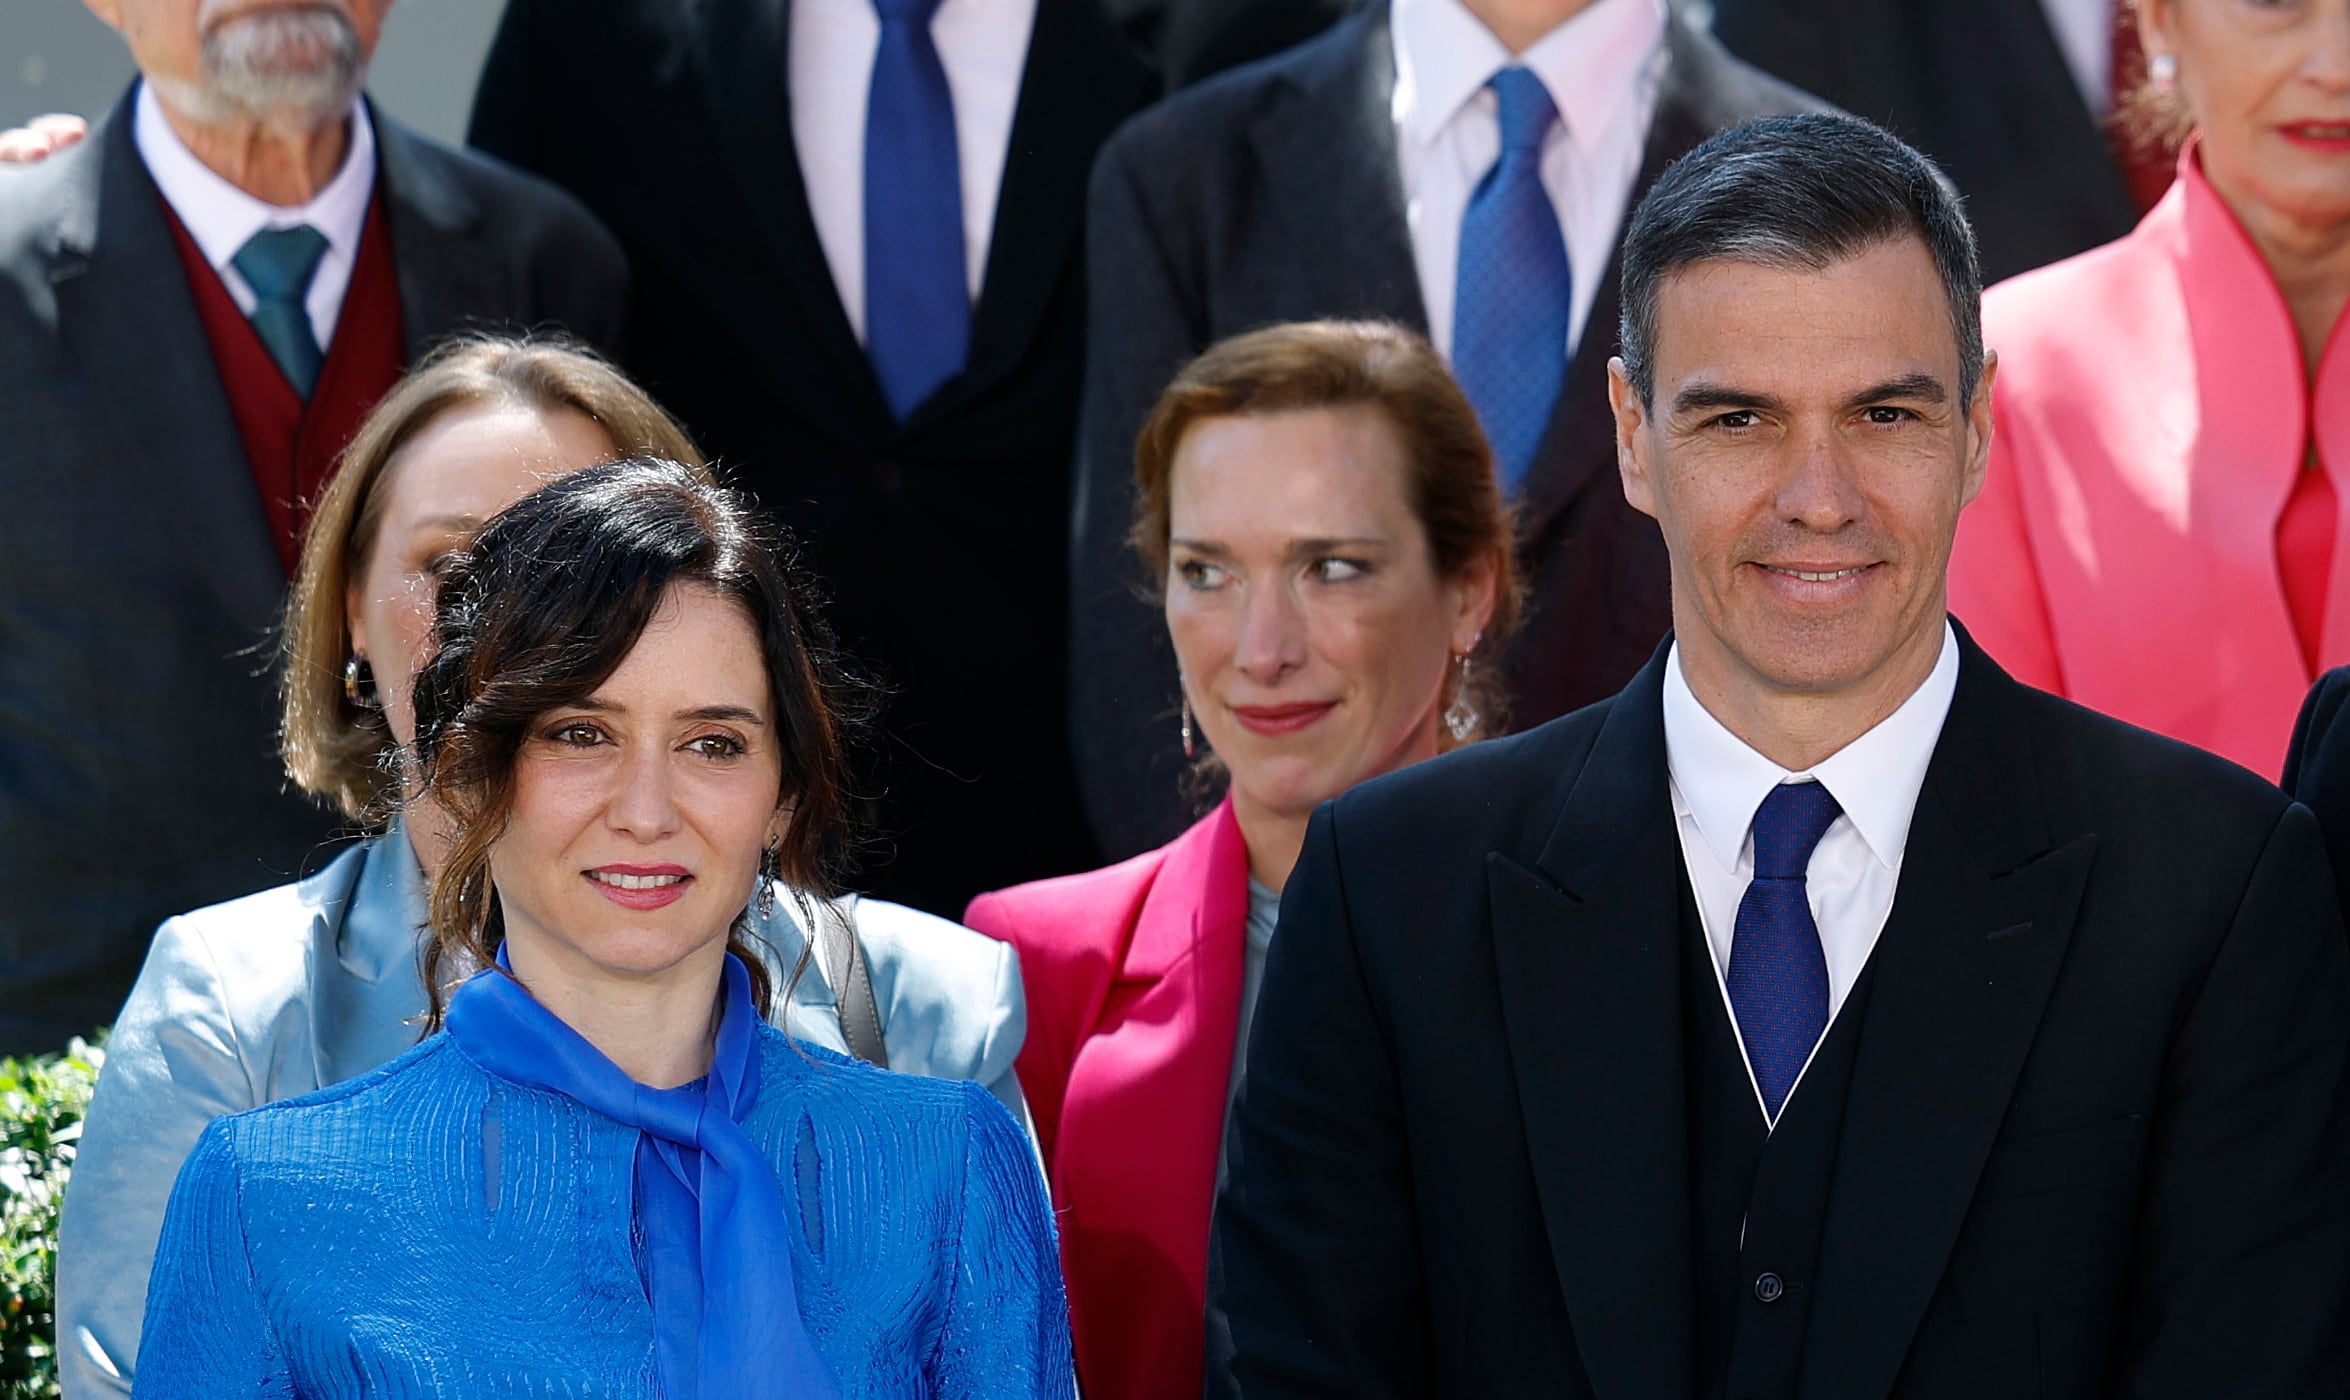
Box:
1452;67;1572;495
231;224;328;399
1726;780;1842;1122
865;0;970;421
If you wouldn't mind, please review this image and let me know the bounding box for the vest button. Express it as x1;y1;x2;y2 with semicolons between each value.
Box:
1754;1272;1785;1303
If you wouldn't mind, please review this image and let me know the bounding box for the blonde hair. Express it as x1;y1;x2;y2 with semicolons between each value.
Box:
281;334;707;821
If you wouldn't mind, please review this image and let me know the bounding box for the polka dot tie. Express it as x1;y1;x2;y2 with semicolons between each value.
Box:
1726;779;1842;1122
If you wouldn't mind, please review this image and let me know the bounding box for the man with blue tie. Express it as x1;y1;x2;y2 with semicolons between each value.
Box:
0;0;624;1054
1068;0;1826;861
1204;115;2350;1396
468;0;1159;916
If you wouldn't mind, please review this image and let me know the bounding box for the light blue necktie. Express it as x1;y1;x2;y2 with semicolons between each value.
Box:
1452;67;1572;494
1726;780;1843;1122
865;0;970;422
231;224;328;399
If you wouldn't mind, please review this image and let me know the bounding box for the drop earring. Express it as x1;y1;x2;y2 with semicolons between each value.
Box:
343;655;381;711
755;839;780;922
1181;697;1197;760
1443;653;1480;743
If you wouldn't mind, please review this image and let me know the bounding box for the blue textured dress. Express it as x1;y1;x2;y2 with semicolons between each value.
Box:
132;1024;1073;1397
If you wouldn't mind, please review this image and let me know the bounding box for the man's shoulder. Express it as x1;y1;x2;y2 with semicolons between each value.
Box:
1102;6;1376;167
373;108;616;254
1658;19;1837;143
1329;696;1618;855
0;120;105;280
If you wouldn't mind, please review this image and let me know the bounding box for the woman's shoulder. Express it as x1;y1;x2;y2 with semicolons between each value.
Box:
752;1027;1013;1151
963;804;1234;952
192;1036;471;1165
149;840;372;979
1983;215;2181;360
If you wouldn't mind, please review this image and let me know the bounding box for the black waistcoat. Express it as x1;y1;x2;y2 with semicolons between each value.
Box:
1683;885;1881;1400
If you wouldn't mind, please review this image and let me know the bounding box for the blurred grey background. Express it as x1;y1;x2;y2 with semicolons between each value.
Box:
2;0;503;144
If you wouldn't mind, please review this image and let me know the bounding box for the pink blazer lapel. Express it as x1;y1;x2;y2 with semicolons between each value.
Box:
1052;798;1251;1395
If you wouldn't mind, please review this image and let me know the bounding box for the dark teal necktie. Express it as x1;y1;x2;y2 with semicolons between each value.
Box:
231;224;328;399
864;0;970;422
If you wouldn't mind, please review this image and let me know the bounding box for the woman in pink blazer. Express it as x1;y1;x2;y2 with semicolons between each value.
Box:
1948;0;2350;777
966;322;1516;1400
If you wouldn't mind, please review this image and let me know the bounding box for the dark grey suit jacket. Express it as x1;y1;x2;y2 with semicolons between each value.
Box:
1709;0;2139;285
1066;4;1824;859
0;88;625;1053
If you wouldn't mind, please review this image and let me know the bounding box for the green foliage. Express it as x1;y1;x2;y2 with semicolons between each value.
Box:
0;1037;104;1400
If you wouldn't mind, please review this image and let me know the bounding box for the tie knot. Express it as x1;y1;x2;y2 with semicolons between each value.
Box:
1488;67;1559;161
231;224;328;303
872;0;946;25
1749;780;1843;881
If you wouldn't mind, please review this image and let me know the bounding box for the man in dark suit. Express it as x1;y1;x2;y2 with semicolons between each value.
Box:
468;0;1156;916
2286;667;2350;932
1708;0;2153;284
1069;0;1825;860
1206;114;2350;1396
0;0;623;1054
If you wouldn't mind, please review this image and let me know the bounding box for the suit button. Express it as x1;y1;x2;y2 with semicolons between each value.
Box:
874;457;904;493
1754;1272;1785;1303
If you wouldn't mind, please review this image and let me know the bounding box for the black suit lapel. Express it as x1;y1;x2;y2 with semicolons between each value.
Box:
1243;5;1426;331
932;0;1153;423
1490;649;1696;1400
50;95;283;629
690;0;895;447
373;109;501;359
1800;635;2097;1397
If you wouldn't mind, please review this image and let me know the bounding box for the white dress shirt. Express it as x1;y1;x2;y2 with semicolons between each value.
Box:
132;82;376;353
789;0;1039;345
2040;0;2116;117
1662;622;1960;1117
1391;0;1667;362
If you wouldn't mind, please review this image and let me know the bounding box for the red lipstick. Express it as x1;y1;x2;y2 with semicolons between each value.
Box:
583;863;692;911
1231;701;1337;737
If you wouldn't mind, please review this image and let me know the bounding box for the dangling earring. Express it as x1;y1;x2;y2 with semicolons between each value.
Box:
1181;697;1197;760
754;839;780;922
1443;653;1480;743
343;655;381;711
2149;51;2178;89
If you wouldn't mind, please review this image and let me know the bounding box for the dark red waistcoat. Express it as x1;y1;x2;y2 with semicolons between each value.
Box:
162;185;407;575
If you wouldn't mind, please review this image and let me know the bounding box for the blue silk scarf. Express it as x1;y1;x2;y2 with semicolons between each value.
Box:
446;951;840;1399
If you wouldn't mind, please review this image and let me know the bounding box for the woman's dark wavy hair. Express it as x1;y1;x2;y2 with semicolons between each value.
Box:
409;456;874;1030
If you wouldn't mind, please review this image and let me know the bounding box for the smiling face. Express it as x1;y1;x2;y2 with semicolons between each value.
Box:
2142;0;2350;236
1610;237;1992;722
1163;405;1494;831
490;582;785;994
346;401;616;749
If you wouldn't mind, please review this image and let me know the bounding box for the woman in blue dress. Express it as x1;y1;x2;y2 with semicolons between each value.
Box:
133;456;1072;1398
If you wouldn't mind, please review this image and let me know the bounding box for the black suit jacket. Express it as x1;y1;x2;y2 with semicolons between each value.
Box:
0;92;625;1054
2285;666;2350;933
469;0;1154;916
1709;0;2139;285
1206;632;2350;1397
1067;6;1824;859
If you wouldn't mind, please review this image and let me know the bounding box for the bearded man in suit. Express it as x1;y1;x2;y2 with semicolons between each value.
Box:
0;0;624;1053
1205;114;2350;1397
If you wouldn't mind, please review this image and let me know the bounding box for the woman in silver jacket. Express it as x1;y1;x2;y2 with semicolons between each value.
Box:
53;336;1031;1397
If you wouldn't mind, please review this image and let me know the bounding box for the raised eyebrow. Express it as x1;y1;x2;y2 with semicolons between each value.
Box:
1842;373;1949;410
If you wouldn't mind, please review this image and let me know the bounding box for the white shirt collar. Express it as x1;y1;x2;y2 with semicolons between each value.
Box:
133;79;376;277
1663;622;1961;874
1392;0;1668;157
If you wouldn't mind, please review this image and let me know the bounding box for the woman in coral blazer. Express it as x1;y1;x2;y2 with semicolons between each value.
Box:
1948;2;2350;778
967;323;1515;1400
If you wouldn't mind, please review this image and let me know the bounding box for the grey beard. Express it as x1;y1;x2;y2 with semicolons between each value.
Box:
194;7;365;131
